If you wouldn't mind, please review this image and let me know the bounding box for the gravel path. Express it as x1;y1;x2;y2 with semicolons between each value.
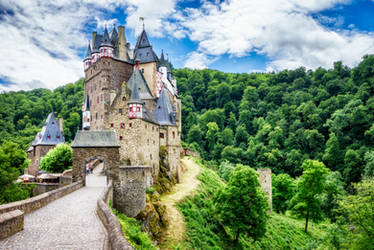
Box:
0;165;108;250
160;157;201;248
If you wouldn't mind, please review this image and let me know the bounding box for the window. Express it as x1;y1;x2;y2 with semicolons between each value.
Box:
158;106;161;110
87;118;90;122
97;96;99;103
172;131;175;139
160;133;164;138
141;68;144;73
96;113;98;120
129;107;133;112
145;124;147;129
119;136;123;140
121;123;125;129
57;135;60;139
150;154;152;160
47;135;51;139
136;107;140;112
110;123;114;128
152;126;154;131
52;122;55;125
119;108;123;114
147;139;149;145
129;123;132;128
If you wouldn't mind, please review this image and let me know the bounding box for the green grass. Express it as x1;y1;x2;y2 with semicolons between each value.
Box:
113;210;157;250
177;158;331;249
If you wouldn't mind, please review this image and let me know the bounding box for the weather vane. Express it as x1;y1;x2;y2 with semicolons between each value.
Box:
139;17;145;29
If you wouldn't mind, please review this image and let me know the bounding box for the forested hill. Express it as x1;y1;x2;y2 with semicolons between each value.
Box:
1;55;374;188
0;79;84;149
175;55;374;188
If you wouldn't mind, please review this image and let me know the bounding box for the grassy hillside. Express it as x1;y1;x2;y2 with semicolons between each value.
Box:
178;158;331;249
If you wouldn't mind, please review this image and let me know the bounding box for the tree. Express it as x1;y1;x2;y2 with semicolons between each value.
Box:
339;178;374;249
322;133;343;171
290;159;329;232
187;125;203;145
220;127;234;146
0;141;30;204
40;144;72;173
344;149;363;185
214;165;269;245
364;151;374;177
272;173;295;213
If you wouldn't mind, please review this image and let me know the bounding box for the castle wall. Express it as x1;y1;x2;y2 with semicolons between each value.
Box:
138;62;157;98
113;166;151;217
105;98;160;180
27;145;54;176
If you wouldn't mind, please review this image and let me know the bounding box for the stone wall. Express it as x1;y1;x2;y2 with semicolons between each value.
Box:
0;210;24;240
113;166;151;217
0;181;83;215
72;147;120;183
257;168;272;213
96;180;133;250
84;57;133;130
27;145;54;176
105;100;160;179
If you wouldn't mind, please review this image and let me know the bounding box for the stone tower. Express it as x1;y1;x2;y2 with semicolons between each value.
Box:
27;113;65;176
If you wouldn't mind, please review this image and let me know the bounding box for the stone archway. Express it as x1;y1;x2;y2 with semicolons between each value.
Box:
71;131;120;185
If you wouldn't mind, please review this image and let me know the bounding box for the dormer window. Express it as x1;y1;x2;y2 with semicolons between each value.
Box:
57;135;60;139
158;106;161;110
47;135;51;139
52;122;55;125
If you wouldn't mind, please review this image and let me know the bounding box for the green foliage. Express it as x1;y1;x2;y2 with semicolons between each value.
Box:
114;209;157;250
40;144;72;173
339;178;374;249
291;160;329;232
0;141;30;204
272;173;295;213
214;165;269;243
217;160;236;182
175;55;374;188
0;78;84;150
178;158;330;249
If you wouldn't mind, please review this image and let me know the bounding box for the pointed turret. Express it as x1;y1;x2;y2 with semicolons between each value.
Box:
128;75;143;119
133;28;158;63
83;43;92;70
153;88;176;126
110;25;118;43
126;67;153;100
99;26;114;58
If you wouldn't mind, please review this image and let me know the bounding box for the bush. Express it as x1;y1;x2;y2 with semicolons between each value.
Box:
40;144;72;173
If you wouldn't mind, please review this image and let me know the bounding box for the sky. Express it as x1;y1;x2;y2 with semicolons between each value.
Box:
0;0;374;91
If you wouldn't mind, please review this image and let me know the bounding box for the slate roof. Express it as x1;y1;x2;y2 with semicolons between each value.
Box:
32;113;65;146
71;130;120;148
92;34;103;52
153;87;177;126
100;26;113;47
129;76;142;103
84;43;91;59
110;27;118;43
133;29;158;63
126;68;153;100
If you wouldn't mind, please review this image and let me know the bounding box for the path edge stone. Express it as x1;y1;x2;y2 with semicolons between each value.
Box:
96;180;134;250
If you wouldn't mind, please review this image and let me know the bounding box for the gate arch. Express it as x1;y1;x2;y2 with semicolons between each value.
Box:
71;130;120;184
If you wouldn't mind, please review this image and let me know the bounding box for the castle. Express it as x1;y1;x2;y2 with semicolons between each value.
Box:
81;25;182;183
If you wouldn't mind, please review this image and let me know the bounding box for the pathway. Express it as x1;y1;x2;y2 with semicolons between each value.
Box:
0;164;108;250
160;157;201;248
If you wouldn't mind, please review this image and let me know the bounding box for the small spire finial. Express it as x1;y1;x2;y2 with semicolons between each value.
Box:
139;17;145;30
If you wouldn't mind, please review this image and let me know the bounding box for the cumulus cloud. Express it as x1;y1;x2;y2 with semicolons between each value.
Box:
0;0;179;91
184;52;217;69
180;0;374;71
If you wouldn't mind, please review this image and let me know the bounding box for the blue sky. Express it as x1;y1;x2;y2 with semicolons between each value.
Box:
0;0;374;91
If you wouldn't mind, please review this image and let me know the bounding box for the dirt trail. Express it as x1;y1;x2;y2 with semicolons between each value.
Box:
160;157;201;248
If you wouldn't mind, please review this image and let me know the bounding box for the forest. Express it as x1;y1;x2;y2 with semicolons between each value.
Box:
0;55;373;248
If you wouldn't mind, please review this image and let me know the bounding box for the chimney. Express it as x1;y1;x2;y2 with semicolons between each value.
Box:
92;31;97;49
117;26;128;61
58;118;64;136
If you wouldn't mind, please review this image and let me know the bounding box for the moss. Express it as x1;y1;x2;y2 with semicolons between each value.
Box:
154;145;176;194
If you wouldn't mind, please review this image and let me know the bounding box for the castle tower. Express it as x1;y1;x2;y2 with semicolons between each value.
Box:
82;95;91;130
83;43;92;71
116;25;129;61
128;75;143;119
27;113;65;175
133;28;159;97
99;26;114;58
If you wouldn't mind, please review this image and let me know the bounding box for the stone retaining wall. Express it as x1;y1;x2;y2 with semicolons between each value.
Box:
0;181;84;215
0;210;24;239
96;180;133;250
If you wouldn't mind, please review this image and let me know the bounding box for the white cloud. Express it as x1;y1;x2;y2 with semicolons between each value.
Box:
184;52;217;69
180;0;374;71
0;0;179;91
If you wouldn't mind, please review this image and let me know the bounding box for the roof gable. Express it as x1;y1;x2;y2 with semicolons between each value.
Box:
126;68;154;100
135;30;151;49
32;113;65;146
153;88;176;126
